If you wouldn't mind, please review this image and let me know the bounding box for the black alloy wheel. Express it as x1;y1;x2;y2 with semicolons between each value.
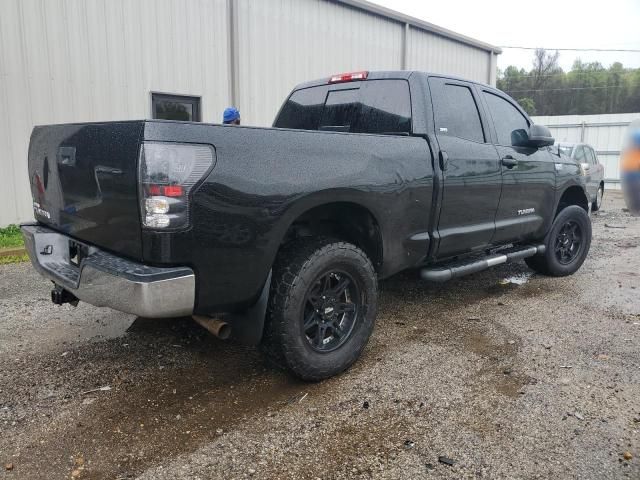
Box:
525;205;592;277
262;237;378;381
303;270;361;353
554;220;583;265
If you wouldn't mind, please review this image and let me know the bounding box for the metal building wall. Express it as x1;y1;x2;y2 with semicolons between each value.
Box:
532;113;640;189
234;0;405;127
0;0;231;226
406;28;493;84
0;0;498;226
234;0;498;127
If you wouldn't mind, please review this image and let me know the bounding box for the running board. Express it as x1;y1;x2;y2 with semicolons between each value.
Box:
420;245;546;282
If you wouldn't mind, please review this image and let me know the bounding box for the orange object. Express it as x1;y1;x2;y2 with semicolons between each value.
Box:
621;148;640;173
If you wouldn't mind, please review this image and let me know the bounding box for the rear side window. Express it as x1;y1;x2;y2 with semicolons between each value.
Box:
433;84;485;143
274;80;411;135
483;92;530;146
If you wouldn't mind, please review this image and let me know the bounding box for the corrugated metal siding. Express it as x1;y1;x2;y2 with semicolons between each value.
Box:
0;0;231;226
235;0;404;127
0;0;496;225
532;113;640;188
407;27;490;84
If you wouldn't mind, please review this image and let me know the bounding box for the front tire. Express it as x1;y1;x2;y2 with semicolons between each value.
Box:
525;205;592;276
592;185;604;212
263;238;378;381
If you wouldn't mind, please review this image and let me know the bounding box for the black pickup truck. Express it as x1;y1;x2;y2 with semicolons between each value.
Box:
22;71;591;380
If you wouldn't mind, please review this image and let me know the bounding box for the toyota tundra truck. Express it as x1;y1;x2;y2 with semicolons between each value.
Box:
21;71;591;380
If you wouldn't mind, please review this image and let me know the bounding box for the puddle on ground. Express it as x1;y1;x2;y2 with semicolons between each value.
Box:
377;264;542;402
500;272;532;286
3;318;309;480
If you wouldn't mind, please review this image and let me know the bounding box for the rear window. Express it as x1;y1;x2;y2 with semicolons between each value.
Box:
320;89;360;132
274;79;412;135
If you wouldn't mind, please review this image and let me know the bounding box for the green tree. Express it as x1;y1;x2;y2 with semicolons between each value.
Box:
497;50;640;115
517;97;537;115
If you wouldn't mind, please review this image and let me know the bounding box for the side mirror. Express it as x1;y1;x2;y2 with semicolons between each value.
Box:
527;124;555;148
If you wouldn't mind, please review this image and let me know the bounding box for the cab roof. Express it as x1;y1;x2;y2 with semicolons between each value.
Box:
293;70;495;92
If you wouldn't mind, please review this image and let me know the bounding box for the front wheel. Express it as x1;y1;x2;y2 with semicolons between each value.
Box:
592;185;604;212
525;205;592;276
262;238;378;381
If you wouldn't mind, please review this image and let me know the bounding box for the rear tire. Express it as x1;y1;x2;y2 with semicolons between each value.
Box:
525;205;592;277
592;185;604;212
262;238;377;381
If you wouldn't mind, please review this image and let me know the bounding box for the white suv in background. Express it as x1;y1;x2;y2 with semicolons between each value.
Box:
558;143;605;211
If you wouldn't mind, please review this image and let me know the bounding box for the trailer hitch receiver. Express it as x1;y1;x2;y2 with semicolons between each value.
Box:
51;284;79;307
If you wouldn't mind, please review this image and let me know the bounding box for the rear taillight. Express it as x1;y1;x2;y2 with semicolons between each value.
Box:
329;71;368;83
138;142;214;230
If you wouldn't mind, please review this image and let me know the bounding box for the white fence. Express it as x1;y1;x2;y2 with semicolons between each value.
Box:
532;113;640;189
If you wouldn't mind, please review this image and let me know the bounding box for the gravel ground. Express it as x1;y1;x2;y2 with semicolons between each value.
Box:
1;192;638;480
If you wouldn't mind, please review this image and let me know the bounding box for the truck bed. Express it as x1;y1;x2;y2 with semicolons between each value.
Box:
28;120;434;312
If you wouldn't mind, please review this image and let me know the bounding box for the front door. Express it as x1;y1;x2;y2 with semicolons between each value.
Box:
429;78;502;259
480;89;556;244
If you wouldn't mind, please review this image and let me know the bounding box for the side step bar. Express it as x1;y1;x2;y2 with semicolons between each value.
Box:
420;245;545;282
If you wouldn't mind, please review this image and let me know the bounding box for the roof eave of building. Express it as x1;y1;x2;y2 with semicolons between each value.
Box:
333;0;502;54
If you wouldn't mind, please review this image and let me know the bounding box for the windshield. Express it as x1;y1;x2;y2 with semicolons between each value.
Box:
558;145;573;157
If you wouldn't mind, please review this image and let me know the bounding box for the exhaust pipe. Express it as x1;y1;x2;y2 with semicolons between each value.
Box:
192;315;231;340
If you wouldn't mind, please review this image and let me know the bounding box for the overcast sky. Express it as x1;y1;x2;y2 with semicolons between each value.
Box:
368;0;640;72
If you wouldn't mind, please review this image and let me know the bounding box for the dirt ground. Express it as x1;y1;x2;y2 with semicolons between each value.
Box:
1;192;639;480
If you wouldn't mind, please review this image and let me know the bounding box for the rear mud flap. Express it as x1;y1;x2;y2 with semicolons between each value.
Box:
226;271;272;345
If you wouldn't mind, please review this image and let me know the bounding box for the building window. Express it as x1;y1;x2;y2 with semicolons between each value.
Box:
151;93;201;122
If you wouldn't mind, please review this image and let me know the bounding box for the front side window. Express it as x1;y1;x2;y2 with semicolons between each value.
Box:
433;84;485;143
483;92;529;146
152;93;201;122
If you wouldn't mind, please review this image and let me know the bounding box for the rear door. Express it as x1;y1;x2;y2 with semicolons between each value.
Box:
479;89;556;244
428;77;502;259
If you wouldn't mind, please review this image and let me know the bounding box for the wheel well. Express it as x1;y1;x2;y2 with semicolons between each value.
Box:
556;186;589;216
281;203;383;271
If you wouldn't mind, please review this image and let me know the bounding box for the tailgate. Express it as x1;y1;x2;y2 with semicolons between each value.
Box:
28;121;144;260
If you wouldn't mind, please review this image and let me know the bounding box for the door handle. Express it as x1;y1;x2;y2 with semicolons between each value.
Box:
501;155;518;168
439;150;449;171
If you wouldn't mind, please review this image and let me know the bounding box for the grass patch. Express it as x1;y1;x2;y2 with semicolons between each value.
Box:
0;224;24;249
0;254;29;265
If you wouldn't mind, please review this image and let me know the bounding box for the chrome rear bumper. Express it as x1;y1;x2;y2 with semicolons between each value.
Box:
21;224;195;318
